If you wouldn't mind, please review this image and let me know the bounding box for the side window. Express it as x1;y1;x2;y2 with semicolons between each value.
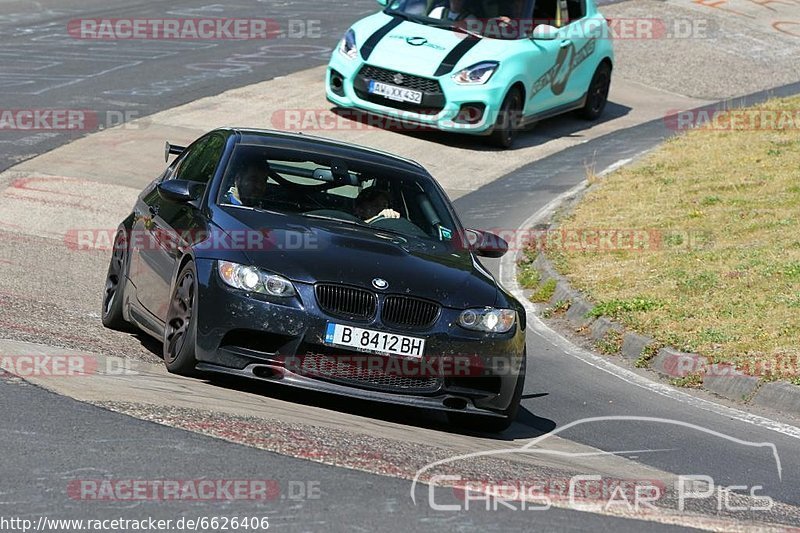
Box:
533;0;559;27
173;133;226;184
566;0;585;22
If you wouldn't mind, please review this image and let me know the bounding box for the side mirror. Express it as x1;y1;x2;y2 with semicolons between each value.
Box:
157;180;202;204
464;229;509;258
532;24;559;40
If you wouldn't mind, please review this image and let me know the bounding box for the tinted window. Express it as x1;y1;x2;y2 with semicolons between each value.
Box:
533;0;558;26
387;0;535;39
173;133;226;184
566;0;585;21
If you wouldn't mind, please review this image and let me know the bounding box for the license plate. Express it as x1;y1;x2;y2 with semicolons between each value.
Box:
368;80;423;104
324;323;425;358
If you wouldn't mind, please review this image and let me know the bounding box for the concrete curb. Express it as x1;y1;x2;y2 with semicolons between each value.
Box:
621;332;656;362
704;371;760;403
564;295;595;329
650;348;706;378
590;317;623;342
527;253;800;415
751;381;800;416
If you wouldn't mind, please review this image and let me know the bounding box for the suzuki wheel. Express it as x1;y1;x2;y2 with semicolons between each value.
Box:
580;62;611;120
489;89;524;149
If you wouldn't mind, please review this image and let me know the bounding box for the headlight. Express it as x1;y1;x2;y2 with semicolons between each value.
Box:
458;307;516;333
339;29;358;60
217;261;296;297
452;61;499;85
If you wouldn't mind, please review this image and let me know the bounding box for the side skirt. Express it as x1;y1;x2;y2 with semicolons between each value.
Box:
520;92;589;128
124;280;166;341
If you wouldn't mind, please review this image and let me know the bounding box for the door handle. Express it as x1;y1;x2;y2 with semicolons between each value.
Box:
560;39;572;48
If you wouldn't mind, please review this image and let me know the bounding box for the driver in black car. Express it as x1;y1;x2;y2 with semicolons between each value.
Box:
354;187;400;224
224;156;270;207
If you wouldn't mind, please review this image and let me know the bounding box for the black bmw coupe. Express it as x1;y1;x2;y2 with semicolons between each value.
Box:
102;128;526;431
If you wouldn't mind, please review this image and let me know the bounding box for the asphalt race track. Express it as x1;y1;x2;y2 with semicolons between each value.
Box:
0;0;366;171
2;0;800;531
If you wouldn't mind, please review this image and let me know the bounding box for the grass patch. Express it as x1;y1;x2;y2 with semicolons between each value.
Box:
588;297;662;319
595;329;623;355
552;95;800;381
517;260;541;289
669;373;704;388
542;300;570;319
530;278;557;303
634;344;661;368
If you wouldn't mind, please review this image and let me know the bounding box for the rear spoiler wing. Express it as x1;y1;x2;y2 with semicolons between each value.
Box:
164;142;186;162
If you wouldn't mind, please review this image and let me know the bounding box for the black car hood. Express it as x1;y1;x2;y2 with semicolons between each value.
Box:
214;207;499;309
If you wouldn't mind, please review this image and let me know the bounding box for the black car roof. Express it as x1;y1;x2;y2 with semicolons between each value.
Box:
219;128;427;175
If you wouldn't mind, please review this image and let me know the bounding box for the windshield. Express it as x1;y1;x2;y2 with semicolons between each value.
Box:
386;0;536;40
217;143;460;245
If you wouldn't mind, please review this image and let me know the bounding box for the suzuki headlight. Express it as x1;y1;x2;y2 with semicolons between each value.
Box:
218;261;296;297
339;29;358;60
458;307;516;333
452;61;499;85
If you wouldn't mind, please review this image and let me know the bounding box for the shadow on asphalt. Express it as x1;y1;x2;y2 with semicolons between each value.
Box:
201;372;556;441
133;332;558;440
136;333;163;359
330;100;632;152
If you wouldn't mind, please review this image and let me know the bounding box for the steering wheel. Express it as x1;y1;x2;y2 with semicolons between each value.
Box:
267;170;349;209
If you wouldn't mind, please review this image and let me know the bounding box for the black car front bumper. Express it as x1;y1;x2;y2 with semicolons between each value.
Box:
193;259;526;416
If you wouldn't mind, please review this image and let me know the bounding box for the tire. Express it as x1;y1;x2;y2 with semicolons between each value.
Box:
101;230;135;332
488;88;524;149
163;261;200;376
580;62;611;120
448;352;527;433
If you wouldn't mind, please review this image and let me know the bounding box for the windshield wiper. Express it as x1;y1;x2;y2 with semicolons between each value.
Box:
300;213;364;227
386;10;413;21
301;213;421;241
447;23;483;39
224;203;286;216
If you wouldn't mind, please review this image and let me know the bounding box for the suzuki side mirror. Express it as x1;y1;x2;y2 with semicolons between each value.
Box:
532;24;559;40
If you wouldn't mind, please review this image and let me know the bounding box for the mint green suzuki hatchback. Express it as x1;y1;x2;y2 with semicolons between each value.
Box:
326;0;614;148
